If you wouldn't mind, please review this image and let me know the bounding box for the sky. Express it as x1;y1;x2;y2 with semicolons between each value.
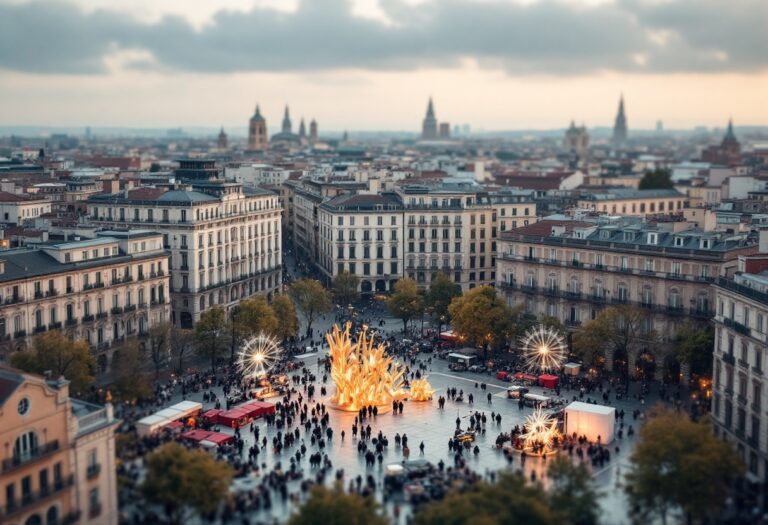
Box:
0;0;766;132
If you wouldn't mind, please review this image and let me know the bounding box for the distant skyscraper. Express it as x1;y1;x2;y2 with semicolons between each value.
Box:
656;120;664;133
281;106;293;134
612;95;628;146
439;122;451;139
248;104;268;151
462;124;470;135
309;119;318;143
421;98;438;140
217;127;228;149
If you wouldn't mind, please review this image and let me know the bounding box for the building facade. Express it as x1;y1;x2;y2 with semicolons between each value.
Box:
497;218;756;377
87;160;282;328
247;105;268;151
0;231;171;370
576;189;687;217
712;272;768;488
0;367;120;525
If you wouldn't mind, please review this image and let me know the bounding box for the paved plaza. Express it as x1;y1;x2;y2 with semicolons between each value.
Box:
156;326;657;525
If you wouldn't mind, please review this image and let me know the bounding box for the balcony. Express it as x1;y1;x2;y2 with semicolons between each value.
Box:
124;305;136;313
92;282;104;289
48;322;62;330
738;358;750;369
86;463;101;479
66;318;77;327
666;305;685;316
45;290;59;297
81;315;94;323
733;322;751;336
5;296;23;305
33;325;47;334
2;440;60;473
111;306;124;315
66;287;74;294
34;291;44;299
96;312;108;320
13;330;26;339
5;475;75;518
722;353;736;365
89;502;102;519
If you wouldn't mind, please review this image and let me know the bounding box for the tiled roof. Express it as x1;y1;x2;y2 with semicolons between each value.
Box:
501;220;591;238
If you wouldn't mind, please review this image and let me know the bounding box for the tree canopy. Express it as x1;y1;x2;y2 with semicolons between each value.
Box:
448;286;516;352
169;325;194;374
673;322;714;377
412;472;560;525
238;296;279;339
288;485;388;525
272;294;299;341
332;271;360;306
289;279;332;336
387;278;423;332
547;457;601;525
572;305;654;372
639;169;674;190
142;443;234;525
194;306;230;372
624;407;744;525
112;338;151;402
424;272;461;330
10;330;95;393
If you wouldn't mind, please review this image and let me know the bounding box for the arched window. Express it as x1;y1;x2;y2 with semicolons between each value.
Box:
46;506;58;525
14;430;38;462
25;514;42;525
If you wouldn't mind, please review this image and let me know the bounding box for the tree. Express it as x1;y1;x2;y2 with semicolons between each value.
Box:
673;322;714;377
639;168;674;190
547;457;601;525
289;279;332;337
230;297;279;361
624;407;744;525
572;305;654;374
169;326;194;374
448;286;516;356
288;485;388;525
194;306;230;373
112;338;151;402
146;323;171;378
387;278;423;332
272;294;299;342
540;315;566;335
424;272;461;332
10;330;95;393
142;442;234;525
412;472;560;525
333;271;360;306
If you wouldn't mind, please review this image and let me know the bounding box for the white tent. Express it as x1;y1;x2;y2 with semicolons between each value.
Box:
136;414;171;437
564;401;616;444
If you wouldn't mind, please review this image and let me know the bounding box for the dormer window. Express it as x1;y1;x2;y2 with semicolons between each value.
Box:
599;230;610;240
623;232;634;241
700;239;711;249
674;237;684;247
647;233;658;245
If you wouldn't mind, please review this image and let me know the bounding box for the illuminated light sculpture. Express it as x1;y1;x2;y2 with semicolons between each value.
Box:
520;407;561;456
409;377;435;401
327;323;406;411
520;325;567;373
237;333;282;380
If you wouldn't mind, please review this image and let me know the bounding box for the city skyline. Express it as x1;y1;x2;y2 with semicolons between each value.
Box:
0;0;766;130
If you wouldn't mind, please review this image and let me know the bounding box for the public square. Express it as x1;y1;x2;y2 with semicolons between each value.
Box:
124;302;660;525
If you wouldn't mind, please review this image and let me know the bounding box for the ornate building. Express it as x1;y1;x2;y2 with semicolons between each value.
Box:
497;218;757;379
421;98;438;140
247;105;268;151
563;121;589;159
88;160;282;328
703;119;742;166
612;95;628;146
271;106;302;147
0;366;120;525
217;127;228;150
309;119;318;143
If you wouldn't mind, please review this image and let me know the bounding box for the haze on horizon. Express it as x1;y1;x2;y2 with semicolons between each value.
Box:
0;0;766;132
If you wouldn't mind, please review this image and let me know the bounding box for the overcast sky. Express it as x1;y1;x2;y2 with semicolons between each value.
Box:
0;0;766;132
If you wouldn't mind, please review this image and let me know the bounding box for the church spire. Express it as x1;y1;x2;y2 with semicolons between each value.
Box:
281;105;292;134
612;93;628;146
426;97;435;119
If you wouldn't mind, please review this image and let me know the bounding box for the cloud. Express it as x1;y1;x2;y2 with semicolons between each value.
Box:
0;0;765;75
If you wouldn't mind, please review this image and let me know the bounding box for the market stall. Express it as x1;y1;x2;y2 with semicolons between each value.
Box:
564;401;616;444
538;374;559;389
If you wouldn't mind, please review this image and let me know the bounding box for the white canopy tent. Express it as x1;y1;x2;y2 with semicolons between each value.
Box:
564;401;616;444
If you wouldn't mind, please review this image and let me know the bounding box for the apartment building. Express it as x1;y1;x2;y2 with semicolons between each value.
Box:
575;188;687;216
0;230;171;370
314;183;537;292
712;272;768;488
0;192;52;226
497;218;757;377
0;366;120;525
87;160;282;328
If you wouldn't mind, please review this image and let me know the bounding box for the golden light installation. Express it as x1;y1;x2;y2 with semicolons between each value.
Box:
409;377;435;401
237;333;282;380
520;325;567;373
327;323;406;411
520;407;561;456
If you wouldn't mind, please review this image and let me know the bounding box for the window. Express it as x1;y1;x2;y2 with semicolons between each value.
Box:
14;431;38;462
17;397;30;416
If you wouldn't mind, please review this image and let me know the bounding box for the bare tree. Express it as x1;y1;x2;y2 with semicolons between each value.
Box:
170;325;194;375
